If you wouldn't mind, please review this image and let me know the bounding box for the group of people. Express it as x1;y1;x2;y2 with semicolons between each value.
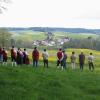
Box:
0;46;30;66
0;46;94;71
56;48;94;71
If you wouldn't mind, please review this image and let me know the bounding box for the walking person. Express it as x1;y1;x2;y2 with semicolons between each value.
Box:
42;49;49;68
62;50;67;70
57;48;63;69
32;47;39;67
70;52;76;70
79;52;85;71
11;46;17;66
88;53;94;71
2;48;8;66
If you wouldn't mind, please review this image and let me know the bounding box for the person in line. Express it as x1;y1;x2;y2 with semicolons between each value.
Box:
2;48;8;66
57;48;63;69
42;49;49;68
79;52;85;71
32;47;39;67
0;47;3;65
88;53;94;71
62;50;67;70
23;49;30;65
70;51;76;70
23;48;27;64
11;46;17;66
17;48;23;66
25;53;30;65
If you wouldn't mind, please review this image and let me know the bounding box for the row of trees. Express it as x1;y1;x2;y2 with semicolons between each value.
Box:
0;28;33;48
0;28;12;47
63;37;100;51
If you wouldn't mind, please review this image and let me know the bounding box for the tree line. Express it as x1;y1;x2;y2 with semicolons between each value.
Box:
63;37;100;50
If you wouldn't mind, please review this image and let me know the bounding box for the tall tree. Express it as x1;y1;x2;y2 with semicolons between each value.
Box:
0;28;12;47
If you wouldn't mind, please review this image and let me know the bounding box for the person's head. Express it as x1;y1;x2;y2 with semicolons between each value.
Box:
24;48;26;51
81;52;83;54
34;47;37;50
59;48;62;51
18;48;20;51
90;53;92;55
72;51;75;54
12;46;14;48
62;50;65;53
44;49;46;52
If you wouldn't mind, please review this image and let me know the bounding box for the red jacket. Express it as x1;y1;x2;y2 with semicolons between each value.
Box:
11;49;17;58
57;51;63;60
32;50;39;60
2;50;7;59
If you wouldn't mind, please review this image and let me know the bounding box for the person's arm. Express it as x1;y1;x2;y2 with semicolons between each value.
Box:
60;52;64;61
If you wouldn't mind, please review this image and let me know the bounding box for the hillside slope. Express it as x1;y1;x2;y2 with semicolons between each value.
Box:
0;63;100;100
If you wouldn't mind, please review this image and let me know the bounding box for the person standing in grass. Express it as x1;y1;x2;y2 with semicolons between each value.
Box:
57;48;63;69
42;49;49;68
23;48;27;64
23;48;30;65
32;47;39;67
0;47;3;65
17;48;23;66
70;51;76;70
2;48;8;66
79;52;85;71
11;46;17;66
62;50;67;70
88;53;94;71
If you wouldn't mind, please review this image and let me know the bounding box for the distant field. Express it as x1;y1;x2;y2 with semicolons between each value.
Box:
11;31;99;41
11;31;46;41
54;32;99;39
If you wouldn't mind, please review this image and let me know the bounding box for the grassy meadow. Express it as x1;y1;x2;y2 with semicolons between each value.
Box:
0;48;100;100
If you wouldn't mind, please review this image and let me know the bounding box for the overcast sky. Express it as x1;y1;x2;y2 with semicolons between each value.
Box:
0;0;100;29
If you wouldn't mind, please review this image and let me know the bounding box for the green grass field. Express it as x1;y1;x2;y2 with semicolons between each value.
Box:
0;62;100;100
0;48;100;100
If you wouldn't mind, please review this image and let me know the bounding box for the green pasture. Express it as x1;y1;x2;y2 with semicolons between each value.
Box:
11;31;99;41
0;48;100;100
0;61;100;100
